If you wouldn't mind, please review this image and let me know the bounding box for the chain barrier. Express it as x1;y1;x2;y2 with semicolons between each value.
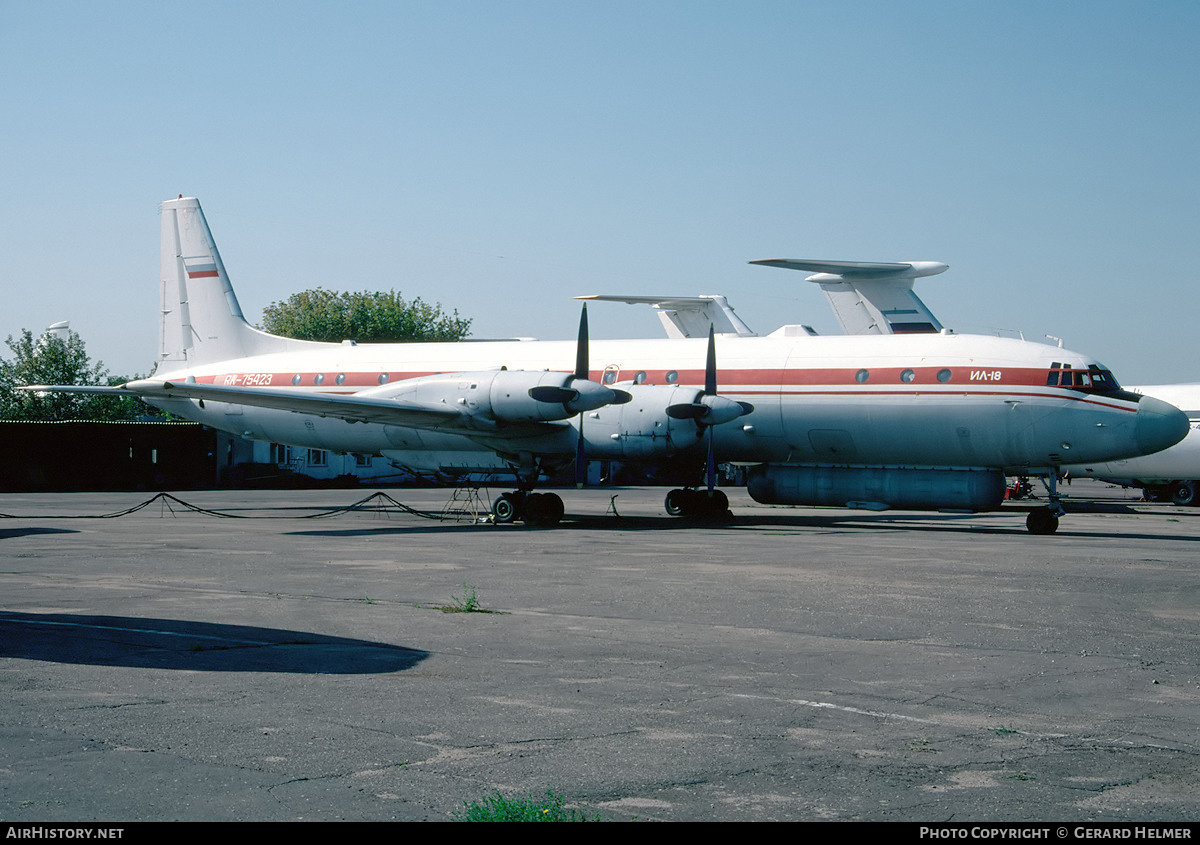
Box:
0;491;448;521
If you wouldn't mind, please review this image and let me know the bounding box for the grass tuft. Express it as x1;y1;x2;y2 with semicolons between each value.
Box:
449;582;480;612
452;789;599;822
422;582;501;614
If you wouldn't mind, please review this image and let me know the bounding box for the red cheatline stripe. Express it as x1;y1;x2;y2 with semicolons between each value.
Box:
186;372;1137;413
194;366;1071;390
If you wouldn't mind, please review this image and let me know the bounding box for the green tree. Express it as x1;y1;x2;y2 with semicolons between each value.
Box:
260;289;471;343
0;328;148;421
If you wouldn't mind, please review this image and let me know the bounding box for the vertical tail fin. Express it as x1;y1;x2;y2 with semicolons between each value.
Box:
157;196;291;370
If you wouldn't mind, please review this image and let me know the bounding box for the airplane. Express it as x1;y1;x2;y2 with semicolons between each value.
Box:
22;197;1189;535
744;259;1200;508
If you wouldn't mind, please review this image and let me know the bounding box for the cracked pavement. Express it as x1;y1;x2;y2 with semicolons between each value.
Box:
2;483;1198;821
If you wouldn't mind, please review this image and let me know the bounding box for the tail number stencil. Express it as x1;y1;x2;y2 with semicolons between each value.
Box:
223;373;274;386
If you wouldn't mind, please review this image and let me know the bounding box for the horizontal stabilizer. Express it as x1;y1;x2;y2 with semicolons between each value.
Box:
575;294;755;339
18;385;127;396
749;259;948;281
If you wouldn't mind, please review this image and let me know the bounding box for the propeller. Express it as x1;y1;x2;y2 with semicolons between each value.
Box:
665;325;754;493
570;304;592;487
527;304;629;486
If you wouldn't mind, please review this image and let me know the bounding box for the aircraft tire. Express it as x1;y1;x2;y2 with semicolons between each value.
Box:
521;492;564;527
702;489;730;519
1026;508;1059;535
1171;481;1197;507
523;493;546;525
665;489;689;516
493;493;519;523
541;492;564;525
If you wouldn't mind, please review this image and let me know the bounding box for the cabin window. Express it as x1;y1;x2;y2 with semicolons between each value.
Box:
378;373;389;384
855;369;870;383
634;371;647;384
937;369;952;383
666;370;678;384
900;369;916;383
603;371;617;385
291;374;302;386
314;374;325;386
335;373;346;385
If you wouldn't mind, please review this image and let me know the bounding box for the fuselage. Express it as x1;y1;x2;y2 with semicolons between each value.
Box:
148;330;1183;476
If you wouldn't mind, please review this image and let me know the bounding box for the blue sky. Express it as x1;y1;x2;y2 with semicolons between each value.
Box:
2;0;1197;383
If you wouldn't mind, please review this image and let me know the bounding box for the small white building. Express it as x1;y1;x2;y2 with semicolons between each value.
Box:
256;441;418;484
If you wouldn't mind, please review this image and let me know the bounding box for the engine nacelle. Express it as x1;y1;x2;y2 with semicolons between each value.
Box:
580;384;710;458
377;370;616;424
747;465;1006;512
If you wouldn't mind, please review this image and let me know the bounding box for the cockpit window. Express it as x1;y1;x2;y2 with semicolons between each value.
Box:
1047;362;1121;393
1087;364;1119;391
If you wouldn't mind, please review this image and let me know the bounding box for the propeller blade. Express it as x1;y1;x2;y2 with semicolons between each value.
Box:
576;303;589;381
706;426;716;493
575;302;590;488
705;324;717;396
575;424;587;487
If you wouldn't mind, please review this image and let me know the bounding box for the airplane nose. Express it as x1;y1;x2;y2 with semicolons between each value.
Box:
1134;396;1191;455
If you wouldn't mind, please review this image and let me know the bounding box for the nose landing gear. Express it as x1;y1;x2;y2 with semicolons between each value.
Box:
1025;473;1067;535
1025;507;1060;535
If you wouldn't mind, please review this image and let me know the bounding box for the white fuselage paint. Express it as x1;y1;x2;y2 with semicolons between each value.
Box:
149;330;1159;476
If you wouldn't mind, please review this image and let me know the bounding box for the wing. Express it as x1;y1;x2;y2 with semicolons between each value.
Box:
141;380;474;427
20;380;471;428
20;369;616;439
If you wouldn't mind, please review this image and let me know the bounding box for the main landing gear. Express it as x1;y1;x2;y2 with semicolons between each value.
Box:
664;487;731;520
492;490;565;527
